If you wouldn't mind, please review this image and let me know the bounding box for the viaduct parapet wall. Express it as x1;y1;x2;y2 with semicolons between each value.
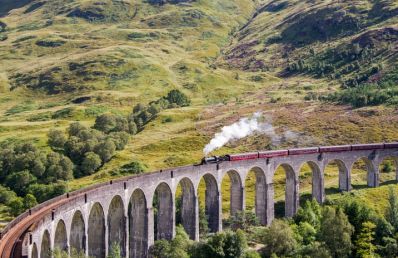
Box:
1;143;398;258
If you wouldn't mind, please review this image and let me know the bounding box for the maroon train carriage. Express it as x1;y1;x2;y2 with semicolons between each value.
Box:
351;143;385;151
385;142;398;149
228;152;259;161
258;150;289;159
319;145;352;153
288;147;319;155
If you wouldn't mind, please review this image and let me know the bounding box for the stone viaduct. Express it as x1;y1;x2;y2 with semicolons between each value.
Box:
1;143;398;258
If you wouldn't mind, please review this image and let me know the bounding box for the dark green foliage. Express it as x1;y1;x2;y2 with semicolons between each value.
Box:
355;221;377;258
8;197;24;216
257;219;297;257
319;206;353;258
189;230;248;258
5;170;37;196
294;199;322;229
326;83;398;108
151;225;191;258
0;186;17;205
108;132;129;150
81;152;102;175
118;161;146;175
94;113;117;133
224;211;259;231
166;89;191;107
382;162;394;173
386;187;398;232
94;113;129;134
280;7;362;46
23;194;38;209
94;139;116;162
27;182;68;203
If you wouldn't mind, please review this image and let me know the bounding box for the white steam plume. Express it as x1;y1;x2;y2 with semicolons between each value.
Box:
203;112;278;155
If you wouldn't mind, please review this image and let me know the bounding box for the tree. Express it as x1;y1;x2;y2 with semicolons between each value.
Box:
8;197;24;216
298;241;332;258
150;226;191;258
319;206;353;258
81;152;102;175
128;121;138;135
298;222;317;245
48;129;67;149
108;132;129;150
243;251;261;258
94;113;117;133
23;194;38;209
133;103;146;114
258;219;297;257
148;103;161;116
166;89;191;107
5;170;37;196
119;161;146;175
355;221;376;258
64;136;85;164
0;186;17;205
45;152;74;182
226;211;259;231
295;199;322;230
94;139;116;162
67;122;87;137
204;230;247;258
386;186;398;231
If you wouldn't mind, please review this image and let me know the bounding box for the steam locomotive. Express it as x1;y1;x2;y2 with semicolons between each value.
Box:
200;142;398;165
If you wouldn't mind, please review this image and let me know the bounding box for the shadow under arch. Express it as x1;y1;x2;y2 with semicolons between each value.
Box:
129;188;148;258
31;243;38;258
245;167;269;225
70;210;85;253
40;230;51;258
88;203;105;258
199;173;220;233
176;177;196;240
351;157;377;188
153;182;173;241
108;195;126;257
298;161;323;203
325;159;350;192
379;156;398;185
54;219;68;252
273;163;297;218
222;170;243;217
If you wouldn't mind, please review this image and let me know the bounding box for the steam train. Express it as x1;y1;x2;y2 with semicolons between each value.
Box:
200;142;398;165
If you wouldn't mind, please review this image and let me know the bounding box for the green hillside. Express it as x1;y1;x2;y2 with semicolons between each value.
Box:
0;0;397;228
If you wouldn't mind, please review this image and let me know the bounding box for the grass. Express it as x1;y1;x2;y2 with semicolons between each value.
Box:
0;0;397;225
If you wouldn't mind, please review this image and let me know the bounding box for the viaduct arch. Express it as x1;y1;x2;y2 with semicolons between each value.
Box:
1;143;398;258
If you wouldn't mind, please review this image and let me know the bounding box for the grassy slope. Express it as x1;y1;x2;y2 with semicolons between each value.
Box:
221;0;398;86
0;0;397;224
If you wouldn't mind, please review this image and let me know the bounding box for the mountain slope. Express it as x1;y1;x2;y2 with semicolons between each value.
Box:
221;0;398;90
0;0;255;95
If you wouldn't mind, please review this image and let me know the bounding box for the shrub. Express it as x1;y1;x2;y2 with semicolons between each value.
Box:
8;197;24;216
81;152;102;175
48;129;67;150
119;161;146;175
166;89;191;107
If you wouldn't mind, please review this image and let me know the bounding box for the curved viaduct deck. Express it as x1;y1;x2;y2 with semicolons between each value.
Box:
1;143;398;258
